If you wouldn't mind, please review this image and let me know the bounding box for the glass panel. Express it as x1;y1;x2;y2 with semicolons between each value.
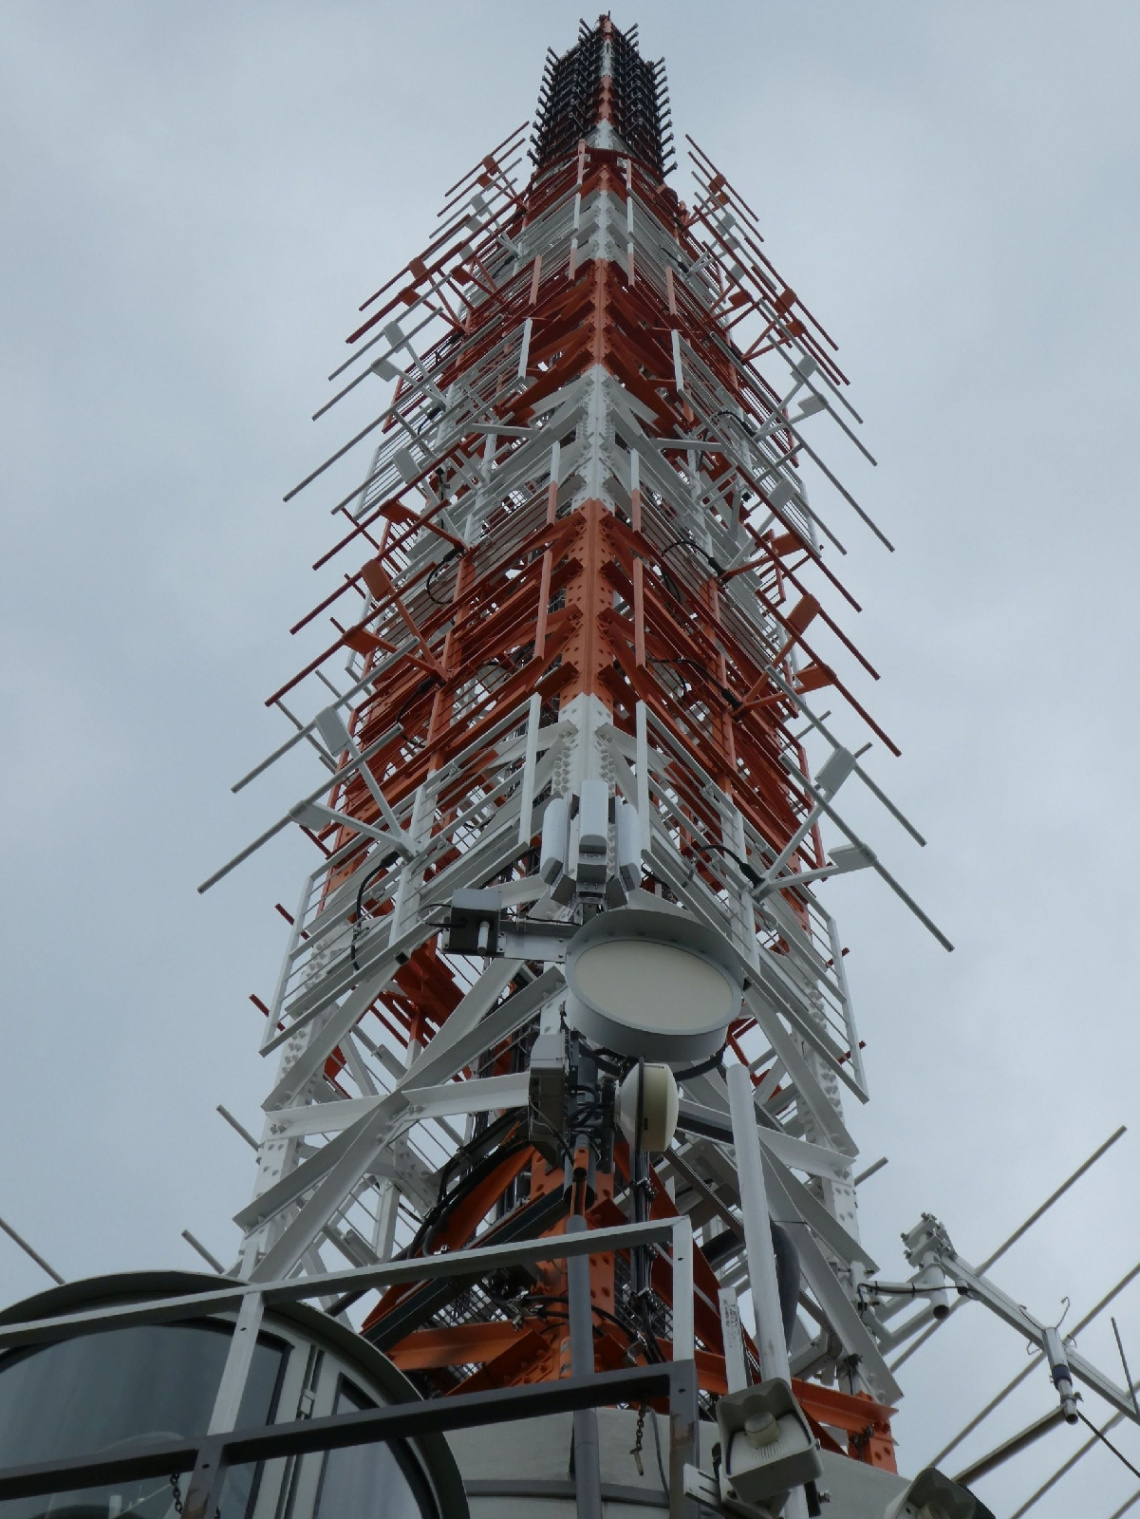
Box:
0;1321;286;1519
313;1381;435;1519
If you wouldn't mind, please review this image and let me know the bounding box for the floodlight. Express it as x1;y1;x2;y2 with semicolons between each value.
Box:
882;1467;994;1519
715;1378;821;1515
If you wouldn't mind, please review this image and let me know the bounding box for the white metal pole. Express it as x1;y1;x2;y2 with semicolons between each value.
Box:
718;1286;748;1393
726;1063;789;1382
517;692;542;846
671;1217;695;1363
727;1068;810;1519
207;1291;264;1434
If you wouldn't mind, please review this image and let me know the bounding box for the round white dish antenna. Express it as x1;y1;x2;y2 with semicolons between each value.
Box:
563;900;742;1061
616;1063;680;1152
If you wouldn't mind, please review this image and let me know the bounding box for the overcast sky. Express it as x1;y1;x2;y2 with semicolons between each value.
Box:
3;3;1140;1511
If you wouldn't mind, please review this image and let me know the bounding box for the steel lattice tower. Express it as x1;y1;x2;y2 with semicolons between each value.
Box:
6;20;1140;1519
201;13;958;1513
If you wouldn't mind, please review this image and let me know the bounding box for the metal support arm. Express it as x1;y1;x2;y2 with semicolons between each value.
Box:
931;1234;1140;1426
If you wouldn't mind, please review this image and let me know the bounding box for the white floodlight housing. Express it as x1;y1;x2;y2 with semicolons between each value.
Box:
615;1063;679;1152
716;1378;821;1515
882;1467;994;1519
563;897;743;1062
445;889;502;956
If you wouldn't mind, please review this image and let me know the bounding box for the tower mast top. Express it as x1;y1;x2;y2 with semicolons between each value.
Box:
532;16;674;180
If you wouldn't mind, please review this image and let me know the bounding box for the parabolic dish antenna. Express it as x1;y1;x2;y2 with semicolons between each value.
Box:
564;900;743;1062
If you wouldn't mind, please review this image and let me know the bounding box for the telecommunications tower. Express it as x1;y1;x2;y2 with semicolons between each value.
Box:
211;13;949;1510
5;16;1140;1519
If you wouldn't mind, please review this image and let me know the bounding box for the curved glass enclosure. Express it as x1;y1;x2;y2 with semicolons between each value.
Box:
314;1381;437;1519
0;1274;465;1519
0;1320;284;1519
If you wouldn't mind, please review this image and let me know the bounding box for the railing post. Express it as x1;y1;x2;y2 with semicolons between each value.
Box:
179;1441;228;1519
671;1216;694;1363
668;1359;700;1519
565;1214;603;1519
207;1291;264;1435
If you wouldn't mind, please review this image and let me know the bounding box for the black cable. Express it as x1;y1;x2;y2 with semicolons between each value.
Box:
712;407;760;443
633;1290;668;1366
528;1105;578;1170
515;1292;649;1347
388;673;443;741
647;657;742;712
672;1043;728;1081
1075;1411;1140;1480
406;1118;527;1258
416;1140;529;1257
575;1038;724;1084
435;1108;519;1189
425;549;461;606
656;536;724;577
348;872;450;972
657;534;701;559
688;839;763;887
350;853;400;971
581;1044;625;1076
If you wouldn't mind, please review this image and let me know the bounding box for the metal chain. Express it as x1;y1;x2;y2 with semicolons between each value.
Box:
169;1471;220;1519
630;1403;647;1477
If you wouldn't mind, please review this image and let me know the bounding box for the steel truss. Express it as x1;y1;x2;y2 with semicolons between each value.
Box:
196;9;964;1491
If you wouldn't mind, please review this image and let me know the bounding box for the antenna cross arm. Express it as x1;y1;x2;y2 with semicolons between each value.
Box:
928;1230;1140;1426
